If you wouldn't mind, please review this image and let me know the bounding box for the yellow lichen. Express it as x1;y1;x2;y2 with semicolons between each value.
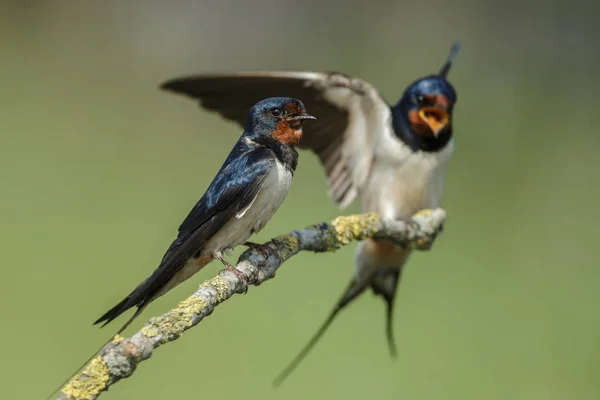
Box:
177;296;207;317
141;309;190;344
272;234;299;260
331;213;381;245
141;281;225;343
142;296;207;340
141;324;160;339
413;209;434;218
202;276;229;302
61;356;109;400
111;334;125;345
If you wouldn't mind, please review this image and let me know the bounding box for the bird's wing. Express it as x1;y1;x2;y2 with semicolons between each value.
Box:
94;145;276;328
148;146;276;292
161;71;392;209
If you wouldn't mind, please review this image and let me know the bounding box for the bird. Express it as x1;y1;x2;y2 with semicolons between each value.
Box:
95;97;316;333
159;42;461;385
44;97;315;400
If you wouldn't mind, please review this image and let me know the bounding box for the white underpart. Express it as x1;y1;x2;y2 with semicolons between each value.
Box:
164;159;293;294
363;127;454;219
291;72;454;284
205;159;293;252
354;122;454;279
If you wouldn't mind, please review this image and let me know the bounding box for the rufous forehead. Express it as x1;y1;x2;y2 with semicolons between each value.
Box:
423;94;452;108
284;102;303;114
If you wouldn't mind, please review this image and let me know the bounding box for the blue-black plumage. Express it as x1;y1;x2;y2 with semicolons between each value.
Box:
47;97;315;400
159;42;461;386
94;96;315;333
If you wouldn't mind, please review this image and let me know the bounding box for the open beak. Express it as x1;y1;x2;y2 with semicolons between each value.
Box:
418;107;449;136
286;112;317;122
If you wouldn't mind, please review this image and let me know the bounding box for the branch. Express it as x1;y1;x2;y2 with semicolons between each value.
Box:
57;208;446;400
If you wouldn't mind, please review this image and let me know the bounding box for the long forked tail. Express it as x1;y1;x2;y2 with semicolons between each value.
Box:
272;269;377;387
93;291;144;330
369;267;402;358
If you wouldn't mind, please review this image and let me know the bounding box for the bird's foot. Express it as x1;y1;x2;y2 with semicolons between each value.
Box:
226;265;249;294
214;251;249;294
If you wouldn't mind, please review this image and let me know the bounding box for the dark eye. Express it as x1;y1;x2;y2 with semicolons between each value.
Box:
417;95;425;104
270;107;282;117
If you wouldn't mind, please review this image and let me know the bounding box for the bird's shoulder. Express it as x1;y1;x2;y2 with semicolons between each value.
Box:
161;70;393;209
178;140;276;234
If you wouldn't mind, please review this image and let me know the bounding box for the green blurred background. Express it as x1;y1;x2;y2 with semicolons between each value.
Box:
2;1;599;399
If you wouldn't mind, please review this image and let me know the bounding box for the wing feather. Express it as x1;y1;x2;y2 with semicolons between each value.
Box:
147;146;275;296
94;145;275;327
161;71;391;208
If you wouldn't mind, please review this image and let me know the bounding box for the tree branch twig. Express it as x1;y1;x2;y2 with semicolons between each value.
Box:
57;208;446;400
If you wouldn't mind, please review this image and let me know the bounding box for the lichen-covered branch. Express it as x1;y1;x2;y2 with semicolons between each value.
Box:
57;208;446;400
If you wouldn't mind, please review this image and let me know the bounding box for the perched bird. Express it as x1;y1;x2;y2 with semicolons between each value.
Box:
160;42;461;384
95;97;316;333
45;97;315;400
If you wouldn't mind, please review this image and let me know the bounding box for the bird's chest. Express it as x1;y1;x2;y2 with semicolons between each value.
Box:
209;160;293;252
363;141;453;219
238;161;293;234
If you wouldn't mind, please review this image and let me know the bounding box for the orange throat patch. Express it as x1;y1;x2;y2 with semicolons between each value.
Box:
408;109;449;137
272;120;303;145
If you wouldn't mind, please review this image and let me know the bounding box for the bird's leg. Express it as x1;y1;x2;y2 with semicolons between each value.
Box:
213;251;248;294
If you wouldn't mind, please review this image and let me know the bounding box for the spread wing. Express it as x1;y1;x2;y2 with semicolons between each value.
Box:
160;71;392;209
94;144;275;328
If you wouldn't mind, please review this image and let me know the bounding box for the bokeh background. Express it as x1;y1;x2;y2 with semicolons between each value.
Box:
2;1;600;399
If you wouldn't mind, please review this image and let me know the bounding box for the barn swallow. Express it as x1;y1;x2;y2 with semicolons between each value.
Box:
46;98;314;400
160;42;460;385
47;97;314;400
93;97;315;334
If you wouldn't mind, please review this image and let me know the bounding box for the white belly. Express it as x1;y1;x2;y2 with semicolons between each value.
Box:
203;159;293;253
362;139;454;220
353;139;453;279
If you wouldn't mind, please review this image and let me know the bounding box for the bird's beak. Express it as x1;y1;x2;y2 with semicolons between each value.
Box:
286;112;317;122
418;107;449;137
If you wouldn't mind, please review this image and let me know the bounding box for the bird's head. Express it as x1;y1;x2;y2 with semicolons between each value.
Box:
394;42;460;139
246;97;316;146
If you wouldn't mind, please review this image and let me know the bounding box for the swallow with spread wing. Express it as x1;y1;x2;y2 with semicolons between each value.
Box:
160;42;460;385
